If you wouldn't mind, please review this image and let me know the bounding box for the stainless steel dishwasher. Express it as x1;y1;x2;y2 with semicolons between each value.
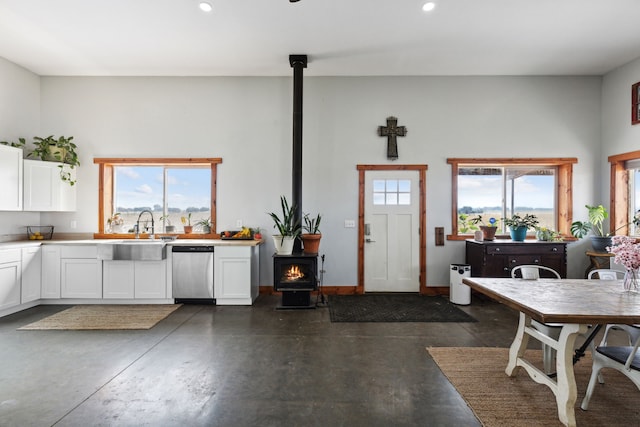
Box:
172;245;215;304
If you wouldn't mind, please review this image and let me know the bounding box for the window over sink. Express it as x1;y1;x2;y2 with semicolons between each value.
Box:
93;158;221;237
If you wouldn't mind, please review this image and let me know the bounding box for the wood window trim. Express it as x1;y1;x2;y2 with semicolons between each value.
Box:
446;157;577;241
609;150;640;235
93;157;222;239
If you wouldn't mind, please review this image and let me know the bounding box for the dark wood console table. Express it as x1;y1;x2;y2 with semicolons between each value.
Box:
465;239;568;278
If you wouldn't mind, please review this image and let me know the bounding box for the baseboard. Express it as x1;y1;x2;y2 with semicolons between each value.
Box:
259;285;450;296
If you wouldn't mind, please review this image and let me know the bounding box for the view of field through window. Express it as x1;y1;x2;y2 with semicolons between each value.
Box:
109;166;211;234
457;166;555;234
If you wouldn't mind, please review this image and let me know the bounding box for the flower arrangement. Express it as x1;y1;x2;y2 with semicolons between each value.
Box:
607;236;640;271
535;226;564;242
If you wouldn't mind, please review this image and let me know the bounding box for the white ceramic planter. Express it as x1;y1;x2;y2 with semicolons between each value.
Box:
272;235;295;255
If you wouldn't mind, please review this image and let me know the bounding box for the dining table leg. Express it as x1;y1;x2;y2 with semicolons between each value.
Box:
505;312;587;427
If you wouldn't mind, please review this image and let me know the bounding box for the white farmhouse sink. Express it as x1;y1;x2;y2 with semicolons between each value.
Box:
97;240;167;260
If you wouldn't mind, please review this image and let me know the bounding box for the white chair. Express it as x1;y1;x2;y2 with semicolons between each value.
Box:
581;331;640;410
511;265;562;374
588;269;640;347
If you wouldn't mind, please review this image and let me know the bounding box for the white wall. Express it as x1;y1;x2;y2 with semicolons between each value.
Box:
32;75;602;285
0;57;41;237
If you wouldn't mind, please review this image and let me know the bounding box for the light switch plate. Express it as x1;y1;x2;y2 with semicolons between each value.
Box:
344;220;356;228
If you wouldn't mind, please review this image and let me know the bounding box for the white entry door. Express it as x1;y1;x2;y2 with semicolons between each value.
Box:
364;170;420;292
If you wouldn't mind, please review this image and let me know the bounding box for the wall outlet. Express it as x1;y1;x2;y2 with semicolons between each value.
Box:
344;220;356;228
236;219;243;228
70;220;77;229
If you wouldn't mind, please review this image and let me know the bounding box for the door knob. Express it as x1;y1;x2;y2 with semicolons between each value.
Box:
366;238;376;243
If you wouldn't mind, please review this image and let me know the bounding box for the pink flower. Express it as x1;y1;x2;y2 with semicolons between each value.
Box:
607;236;640;270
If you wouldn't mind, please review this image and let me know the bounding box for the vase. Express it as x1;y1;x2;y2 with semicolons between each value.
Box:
480;226;497;241
272;235;295;255
622;269;640;292
509;226;528;241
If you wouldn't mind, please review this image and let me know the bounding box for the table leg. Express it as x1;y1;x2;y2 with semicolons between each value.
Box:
506;312;531;376
555;323;587;427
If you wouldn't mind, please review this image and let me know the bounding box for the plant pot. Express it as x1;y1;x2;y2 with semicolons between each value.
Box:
272;235;295;255
591;236;612;253
509;226;528;241
201;226;211;234
165;225;175;233
183;225;193;234
479;226;497;241
301;233;322;254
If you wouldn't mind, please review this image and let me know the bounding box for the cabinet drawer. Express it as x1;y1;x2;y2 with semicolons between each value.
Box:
61;245;97;259
508;255;541;265
0;249;21;264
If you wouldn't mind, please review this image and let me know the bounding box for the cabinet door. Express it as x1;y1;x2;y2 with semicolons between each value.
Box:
21;247;41;303
134;260;166;299
23;160;76;212
0;145;23;211
0;253;21;311
61;259;102;298
103;261;135;299
41;246;61;298
215;247;251;300
484;254;510;277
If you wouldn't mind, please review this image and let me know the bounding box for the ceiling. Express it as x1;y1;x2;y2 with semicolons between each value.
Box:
2;0;640;77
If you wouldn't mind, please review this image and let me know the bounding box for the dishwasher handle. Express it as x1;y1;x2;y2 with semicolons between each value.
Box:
172;246;215;253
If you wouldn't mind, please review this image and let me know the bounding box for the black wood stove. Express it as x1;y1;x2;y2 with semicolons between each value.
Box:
273;253;317;309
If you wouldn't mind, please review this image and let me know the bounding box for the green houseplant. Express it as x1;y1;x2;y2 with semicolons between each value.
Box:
504;213;539;241
27;135;80;186
470;214;500;241
267;195;301;255
301;212;322;254
196;217;213;234
571;204;640;252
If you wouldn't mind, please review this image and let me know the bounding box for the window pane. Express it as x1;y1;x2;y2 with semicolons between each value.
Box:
505;167;556;231
632;169;640;236
386;193;398;205
386;180;398;192
398;193;411;205
458;167;504;231
373;193;385;205
167;168;211;231
398;180;411;192
114;166;164;231
373;180;385;192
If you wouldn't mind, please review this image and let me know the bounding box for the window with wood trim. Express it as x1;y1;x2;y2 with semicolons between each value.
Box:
447;158;577;240
93;158;221;238
609;150;640;236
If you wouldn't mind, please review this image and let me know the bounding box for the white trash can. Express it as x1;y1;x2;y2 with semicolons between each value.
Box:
450;264;471;305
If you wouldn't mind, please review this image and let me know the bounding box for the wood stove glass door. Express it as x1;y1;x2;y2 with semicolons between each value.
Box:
364;170;420;292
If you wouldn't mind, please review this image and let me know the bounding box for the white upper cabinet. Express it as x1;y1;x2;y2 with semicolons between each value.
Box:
0;145;23;211
23;159;76;211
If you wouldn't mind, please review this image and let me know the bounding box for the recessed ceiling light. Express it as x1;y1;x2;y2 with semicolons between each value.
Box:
199;2;213;12
422;2;436;12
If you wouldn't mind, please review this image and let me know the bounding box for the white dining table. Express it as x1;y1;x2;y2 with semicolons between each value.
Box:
462;277;640;427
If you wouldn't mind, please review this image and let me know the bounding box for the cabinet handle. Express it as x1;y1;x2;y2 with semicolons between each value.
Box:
511;259;516;263
534;259;540;263
552;247;558;252
495;248;500;252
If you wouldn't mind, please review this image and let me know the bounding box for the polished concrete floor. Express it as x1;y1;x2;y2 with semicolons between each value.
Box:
0;294;525;426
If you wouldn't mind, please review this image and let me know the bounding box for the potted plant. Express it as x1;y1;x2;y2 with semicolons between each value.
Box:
535;226;563;242
301;212;322;254
160;215;175;233
27;135;80;186
469;215;500;241
267;195;301;255
571;204;640;252
181;213;193;234
504;213;539;241
196;217;213;234
253;227;262;240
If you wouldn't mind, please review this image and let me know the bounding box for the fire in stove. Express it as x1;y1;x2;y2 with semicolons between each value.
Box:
284;265;305;282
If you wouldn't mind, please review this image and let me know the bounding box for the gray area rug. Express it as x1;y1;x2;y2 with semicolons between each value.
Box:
328;294;476;323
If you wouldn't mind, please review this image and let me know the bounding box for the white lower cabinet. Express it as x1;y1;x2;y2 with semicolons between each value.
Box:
103;260;166;299
0;249;21;311
41;245;61;299
60;245;101;299
214;245;259;305
21;246;41;303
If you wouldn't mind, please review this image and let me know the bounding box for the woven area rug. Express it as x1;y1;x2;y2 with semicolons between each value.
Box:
427;347;640;426
18;304;181;330
328;294;476;322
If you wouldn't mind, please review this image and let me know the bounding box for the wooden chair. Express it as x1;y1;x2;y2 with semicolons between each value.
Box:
581;331;640;410
511;265;562;374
